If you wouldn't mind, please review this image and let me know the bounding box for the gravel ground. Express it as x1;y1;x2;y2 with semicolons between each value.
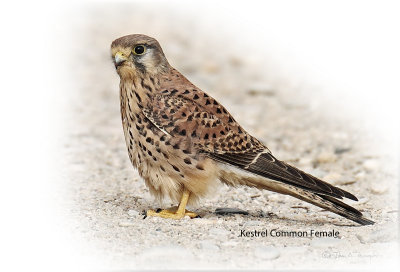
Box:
61;4;398;270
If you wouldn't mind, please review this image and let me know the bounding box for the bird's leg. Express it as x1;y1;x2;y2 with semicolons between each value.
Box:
146;188;198;219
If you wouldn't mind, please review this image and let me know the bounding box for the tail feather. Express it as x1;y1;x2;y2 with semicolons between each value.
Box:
269;183;375;225
316;194;375;225
272;183;375;225
218;164;375;225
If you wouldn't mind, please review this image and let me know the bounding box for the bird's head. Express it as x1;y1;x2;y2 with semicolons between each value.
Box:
111;34;169;79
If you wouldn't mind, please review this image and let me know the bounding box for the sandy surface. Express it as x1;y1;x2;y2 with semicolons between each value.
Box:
61;4;398;270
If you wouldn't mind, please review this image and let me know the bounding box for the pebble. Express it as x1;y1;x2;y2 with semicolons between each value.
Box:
298;157;313;167
370;183;388;194
316;151;337;163
357;226;396;244
128;209;140;217
247;88;275;97
332;132;349;140
322;172;342;184
353;196;369;205
324;172;356;185
334;147;351;154
202;60;220;73
215;207;249;215
355;171;366;180
310;237;343;248
363;159;380;172
254;246;280;260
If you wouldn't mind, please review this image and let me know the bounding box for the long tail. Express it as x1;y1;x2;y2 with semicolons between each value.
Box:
286;187;375;225
218;165;375;225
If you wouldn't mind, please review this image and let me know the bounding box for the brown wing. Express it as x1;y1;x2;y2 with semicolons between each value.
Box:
143;88;358;201
143;88;265;154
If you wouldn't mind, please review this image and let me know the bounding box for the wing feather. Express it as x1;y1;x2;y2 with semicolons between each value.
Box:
144;88;358;201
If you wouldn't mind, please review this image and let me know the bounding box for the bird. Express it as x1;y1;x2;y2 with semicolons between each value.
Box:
110;34;374;225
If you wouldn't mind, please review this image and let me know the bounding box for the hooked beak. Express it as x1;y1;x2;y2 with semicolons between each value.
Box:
114;52;128;67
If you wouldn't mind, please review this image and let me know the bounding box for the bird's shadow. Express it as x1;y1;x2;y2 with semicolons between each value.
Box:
207;207;361;227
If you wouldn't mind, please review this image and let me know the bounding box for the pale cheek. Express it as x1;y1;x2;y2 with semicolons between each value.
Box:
138;53;157;73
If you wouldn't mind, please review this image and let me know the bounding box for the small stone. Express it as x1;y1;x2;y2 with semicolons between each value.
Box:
334;147;351;154
128;209;139;217
215;207;249;215
322;173;342;184
247;89;275;97
363;159;380;172
298;157;313;167
246;83;274;96
353;196;369;205
357;224;396;244
355;171;366;181
324;172;355;185
202;60;219;73
332;132;349;140
316;151;337;164
356;234;367;244
310;237;343;248
370;183;388;194
254;246;280;260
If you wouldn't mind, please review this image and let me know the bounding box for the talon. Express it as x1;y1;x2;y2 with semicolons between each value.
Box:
145;189;199;219
194;215;201;218
143;215;147;219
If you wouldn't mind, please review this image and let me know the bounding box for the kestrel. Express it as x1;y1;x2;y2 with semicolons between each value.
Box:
111;34;374;225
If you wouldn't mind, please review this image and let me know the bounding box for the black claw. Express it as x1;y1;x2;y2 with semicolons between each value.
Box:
143;215;147;219
156;208;162;213
194;215;201;219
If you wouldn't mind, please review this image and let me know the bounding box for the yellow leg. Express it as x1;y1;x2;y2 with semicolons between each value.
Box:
146;188;198;219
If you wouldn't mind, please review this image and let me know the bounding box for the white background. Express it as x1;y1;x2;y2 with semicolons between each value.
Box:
0;0;398;271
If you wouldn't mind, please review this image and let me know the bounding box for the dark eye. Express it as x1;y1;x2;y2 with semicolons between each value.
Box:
133;45;146;55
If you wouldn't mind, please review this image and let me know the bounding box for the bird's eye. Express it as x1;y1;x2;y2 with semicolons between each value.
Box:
133;45;146;55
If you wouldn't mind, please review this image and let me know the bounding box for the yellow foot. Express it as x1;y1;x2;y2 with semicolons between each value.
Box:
146;206;199;219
